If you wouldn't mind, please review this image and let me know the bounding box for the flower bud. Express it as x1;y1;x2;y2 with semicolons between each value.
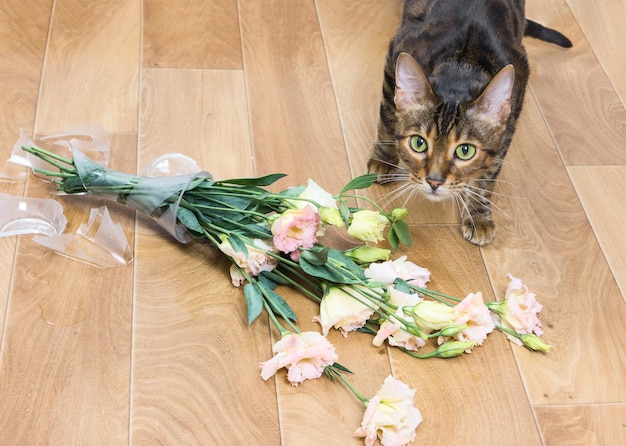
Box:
319;206;344;227
434;340;477;358
391;207;409;220
344;245;391;264
438;323;468;338
520;334;551;352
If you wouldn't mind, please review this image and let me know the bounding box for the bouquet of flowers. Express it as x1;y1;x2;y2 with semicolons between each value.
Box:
21;144;550;446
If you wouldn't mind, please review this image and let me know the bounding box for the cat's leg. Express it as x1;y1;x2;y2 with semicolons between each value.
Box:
460;179;496;246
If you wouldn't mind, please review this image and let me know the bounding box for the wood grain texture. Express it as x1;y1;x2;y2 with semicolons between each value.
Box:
535;404;626;446
0;1;624;444
142;0;242;69
315;0;402;176
564;0;626;102
0;134;137;445
35;0;140;133
525;0;626;166
132;65;278;444
239;0;349;191
568;166;626;302
130;232;280;445
482;96;626;405
139;69;254;179
0;0;52;155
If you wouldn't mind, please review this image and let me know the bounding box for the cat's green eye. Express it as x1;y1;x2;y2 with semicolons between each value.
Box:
409;135;428;153
455;143;476;160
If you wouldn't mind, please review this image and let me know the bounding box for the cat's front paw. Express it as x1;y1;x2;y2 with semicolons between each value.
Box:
462;219;496;246
367;157;397;184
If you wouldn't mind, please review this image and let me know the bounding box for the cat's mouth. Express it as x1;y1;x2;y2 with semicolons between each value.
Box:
421;182;450;201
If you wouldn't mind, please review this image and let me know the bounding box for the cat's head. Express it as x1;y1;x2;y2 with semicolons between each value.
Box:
393;52;515;200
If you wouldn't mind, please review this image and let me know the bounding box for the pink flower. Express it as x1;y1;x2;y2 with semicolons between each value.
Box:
365;256;430;288
217;238;277;286
260;331;338;386
271;205;320;255
313;285;379;337
491;274;544;346
444;292;495;351
354;376;423;446
373;288;426;351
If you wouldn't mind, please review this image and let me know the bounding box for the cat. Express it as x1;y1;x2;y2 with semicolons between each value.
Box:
368;0;571;245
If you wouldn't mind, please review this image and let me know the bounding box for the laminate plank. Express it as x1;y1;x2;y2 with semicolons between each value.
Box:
2;1;624;445
239;0;349;191
0;134;136;445
130;233;280;445
0;0;52;156
482;94;626;404
525;0;626;166
535;404;626;446
568;166;626;303
315;0;402;176
143;0;242;69
139;69;254;178
0;0;51;339
565;0;626;102
35;0;140;133
132;68;279;444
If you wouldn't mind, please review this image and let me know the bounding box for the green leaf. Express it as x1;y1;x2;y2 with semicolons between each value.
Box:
339;174;378;194
228;234;249;257
391;220;412;247
300;247;328;265
177;207;203;233
243;283;264;325
258;274;279;290
338;200;350;226
211;194;254;211
265;287;297;322
299;248;365;284
217;173;287;187
387;226;399;251
260;270;291;286
278;185;306;198
393;278;411;294
329;362;354;374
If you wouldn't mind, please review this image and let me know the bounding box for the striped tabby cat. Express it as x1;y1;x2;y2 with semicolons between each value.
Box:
368;0;571;245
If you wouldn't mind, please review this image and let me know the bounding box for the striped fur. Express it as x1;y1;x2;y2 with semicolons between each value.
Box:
368;0;569;245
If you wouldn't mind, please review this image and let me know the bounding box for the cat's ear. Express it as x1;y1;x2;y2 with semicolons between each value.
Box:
394;52;436;112
467;65;515;126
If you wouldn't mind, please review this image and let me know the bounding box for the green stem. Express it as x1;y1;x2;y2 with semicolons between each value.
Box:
262;299;293;337
329;367;368;405
22;145;74;167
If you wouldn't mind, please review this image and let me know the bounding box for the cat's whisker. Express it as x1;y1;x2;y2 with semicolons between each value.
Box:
452;191;477;233
464;183;523;200
378;181;416;208
462;187;513;221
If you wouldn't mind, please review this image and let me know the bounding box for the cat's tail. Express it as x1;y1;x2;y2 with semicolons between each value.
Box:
524;19;572;48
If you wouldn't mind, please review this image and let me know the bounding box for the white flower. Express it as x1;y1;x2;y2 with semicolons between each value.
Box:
314;285;379;337
365;256;430;287
354;376;422;446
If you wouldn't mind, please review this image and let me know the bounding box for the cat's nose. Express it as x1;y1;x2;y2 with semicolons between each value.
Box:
426;176;444;191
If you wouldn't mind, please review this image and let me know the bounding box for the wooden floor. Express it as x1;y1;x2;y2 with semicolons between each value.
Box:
1;0;625;444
